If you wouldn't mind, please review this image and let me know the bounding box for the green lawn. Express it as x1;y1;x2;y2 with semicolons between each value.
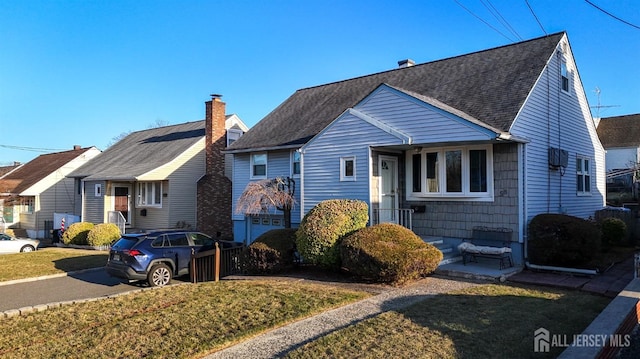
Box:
0;247;108;281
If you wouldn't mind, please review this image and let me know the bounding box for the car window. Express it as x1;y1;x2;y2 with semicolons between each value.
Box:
111;236;141;249
167;233;189;247
151;236;168;247
0;234;12;241
189;233;214;246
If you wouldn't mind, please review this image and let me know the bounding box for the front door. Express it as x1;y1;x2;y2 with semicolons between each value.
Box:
113;186;131;224
379;156;398;223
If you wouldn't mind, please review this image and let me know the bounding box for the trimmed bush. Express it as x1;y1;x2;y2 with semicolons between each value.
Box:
87;223;121;247
296;199;369;269
61;222;95;245
528;214;601;267
241;228;297;274
600;217;628;247
340;223;443;284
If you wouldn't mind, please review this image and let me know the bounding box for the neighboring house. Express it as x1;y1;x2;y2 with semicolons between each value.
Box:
68;96;247;236
226;31;605;265
596;114;640;196
0;146;101;238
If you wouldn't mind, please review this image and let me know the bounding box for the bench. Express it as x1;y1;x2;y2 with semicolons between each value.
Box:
458;227;514;269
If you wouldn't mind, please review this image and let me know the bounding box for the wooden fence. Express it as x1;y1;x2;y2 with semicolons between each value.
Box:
190;242;245;283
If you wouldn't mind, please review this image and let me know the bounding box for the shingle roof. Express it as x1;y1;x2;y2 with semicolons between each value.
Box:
229;32;565;152
69;121;205;181
597;114;640;148
0;147;95;194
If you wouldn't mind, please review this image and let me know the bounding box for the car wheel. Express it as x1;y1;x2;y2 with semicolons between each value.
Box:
20;245;35;252
147;263;172;287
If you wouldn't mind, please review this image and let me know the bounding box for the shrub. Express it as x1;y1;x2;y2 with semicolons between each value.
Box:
87;223;121;247
340;223;443;284
600;217;628;247
528;214;601;267
241;228;297;274
61;222;95;245
296;199;369;269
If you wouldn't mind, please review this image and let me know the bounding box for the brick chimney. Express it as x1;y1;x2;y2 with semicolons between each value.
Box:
205;94;226;176
198;93;233;239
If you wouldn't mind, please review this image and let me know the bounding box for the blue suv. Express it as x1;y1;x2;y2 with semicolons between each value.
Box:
106;230;238;287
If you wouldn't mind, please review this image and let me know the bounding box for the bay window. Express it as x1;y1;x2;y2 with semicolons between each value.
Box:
407;145;493;200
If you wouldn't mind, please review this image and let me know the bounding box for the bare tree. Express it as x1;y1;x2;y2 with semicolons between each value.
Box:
235;177;296;228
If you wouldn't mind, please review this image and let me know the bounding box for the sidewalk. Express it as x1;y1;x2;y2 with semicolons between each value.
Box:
509;256;635;298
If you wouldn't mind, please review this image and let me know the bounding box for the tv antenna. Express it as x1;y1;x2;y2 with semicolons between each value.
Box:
590;87;619;118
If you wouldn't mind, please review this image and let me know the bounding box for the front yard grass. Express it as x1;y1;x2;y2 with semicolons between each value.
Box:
285;283;612;359
0;247;107;282
0;280;369;358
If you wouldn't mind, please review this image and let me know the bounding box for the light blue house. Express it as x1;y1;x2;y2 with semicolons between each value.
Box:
226;32;605;266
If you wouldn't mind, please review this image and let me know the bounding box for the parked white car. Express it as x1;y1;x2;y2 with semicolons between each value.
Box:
0;233;39;253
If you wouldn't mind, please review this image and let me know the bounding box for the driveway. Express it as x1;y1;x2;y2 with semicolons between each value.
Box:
0;268;188;312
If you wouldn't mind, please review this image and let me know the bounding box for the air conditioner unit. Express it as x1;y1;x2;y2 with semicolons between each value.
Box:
548;147;568;169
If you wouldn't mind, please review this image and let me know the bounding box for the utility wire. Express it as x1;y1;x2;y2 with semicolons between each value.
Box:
453;0;515;41
481;0;523;40
525;0;547;36
0;144;66;153
584;0;640;31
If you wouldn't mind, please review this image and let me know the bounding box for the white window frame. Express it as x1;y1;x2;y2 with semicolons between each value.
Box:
561;59;570;93
576;155;592;196
251;153;267;179
94;183;102;197
340;156;356;182
137;181;163;207
21;197;35;214
291;150;301;177
406;145;494;201
226;128;243;147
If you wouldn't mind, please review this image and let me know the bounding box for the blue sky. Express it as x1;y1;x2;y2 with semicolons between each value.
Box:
1;0;638;164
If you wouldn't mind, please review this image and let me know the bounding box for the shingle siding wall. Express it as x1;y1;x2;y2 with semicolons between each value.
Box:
403;143;520;239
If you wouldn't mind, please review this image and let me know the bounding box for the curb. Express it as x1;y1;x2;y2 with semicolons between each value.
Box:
0;272;185;320
557;278;640;359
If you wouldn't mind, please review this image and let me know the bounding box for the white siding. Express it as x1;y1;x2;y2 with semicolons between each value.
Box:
356;87;495;143
303;112;402;214
606;147;637;171
511;36;605;222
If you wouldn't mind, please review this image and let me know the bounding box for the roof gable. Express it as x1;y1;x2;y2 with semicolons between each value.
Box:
229;32;565;152
597;114;640;148
69;121;206;181
0;147;96;194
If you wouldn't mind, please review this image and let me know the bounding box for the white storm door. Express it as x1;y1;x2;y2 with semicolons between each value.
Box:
379;156;398;223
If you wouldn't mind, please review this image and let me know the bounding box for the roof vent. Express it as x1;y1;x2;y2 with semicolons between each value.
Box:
397;59;415;68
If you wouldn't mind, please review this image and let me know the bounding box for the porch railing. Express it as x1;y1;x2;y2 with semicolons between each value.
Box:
107;211;126;235
372;208;414;231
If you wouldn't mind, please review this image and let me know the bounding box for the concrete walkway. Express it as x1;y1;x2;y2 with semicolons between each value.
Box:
204;276;481;359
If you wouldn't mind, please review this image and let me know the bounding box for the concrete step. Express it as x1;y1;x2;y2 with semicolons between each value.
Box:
439;256;463;266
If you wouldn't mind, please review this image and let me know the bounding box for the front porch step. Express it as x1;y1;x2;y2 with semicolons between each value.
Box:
439;256;463;266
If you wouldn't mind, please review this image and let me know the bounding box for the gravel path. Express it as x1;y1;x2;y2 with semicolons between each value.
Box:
204;276;481;359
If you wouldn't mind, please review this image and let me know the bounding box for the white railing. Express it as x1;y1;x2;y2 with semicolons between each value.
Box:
372;208;414;231
107;211;126;235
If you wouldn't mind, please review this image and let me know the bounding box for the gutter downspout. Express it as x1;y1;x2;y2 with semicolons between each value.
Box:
299;149;304;226
525;261;598;276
